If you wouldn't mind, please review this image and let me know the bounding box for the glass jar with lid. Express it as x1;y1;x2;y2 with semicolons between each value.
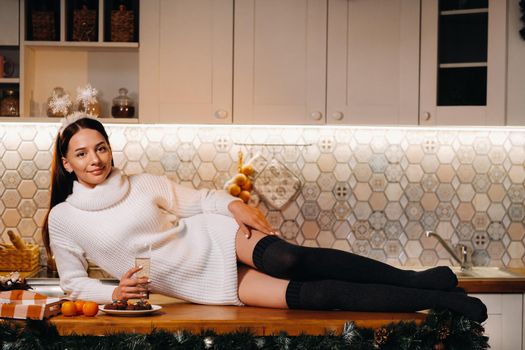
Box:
111;87;135;118
0;89;19;116
47;87;72;118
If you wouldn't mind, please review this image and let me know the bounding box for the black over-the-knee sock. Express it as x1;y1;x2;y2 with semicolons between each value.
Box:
285;280;487;323
253;235;457;290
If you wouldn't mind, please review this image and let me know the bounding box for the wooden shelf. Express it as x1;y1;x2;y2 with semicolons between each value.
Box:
24;41;138;50
0;78;20;84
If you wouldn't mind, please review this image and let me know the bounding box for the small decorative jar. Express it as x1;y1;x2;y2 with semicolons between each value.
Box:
47;87;72;118
0;89;19;116
111;87;135;118
79;100;101;117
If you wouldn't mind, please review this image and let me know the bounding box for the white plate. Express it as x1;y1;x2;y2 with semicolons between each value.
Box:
98;304;162;316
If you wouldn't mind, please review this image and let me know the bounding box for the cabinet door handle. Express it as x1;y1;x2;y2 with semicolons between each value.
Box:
423;112;431;121
331;111;344;121
310;111;323;121
215;109;229;119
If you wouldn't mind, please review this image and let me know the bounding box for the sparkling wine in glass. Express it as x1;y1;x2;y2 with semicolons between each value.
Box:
135;244;151;301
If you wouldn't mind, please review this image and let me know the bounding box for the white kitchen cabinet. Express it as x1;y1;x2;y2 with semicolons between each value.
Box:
141;0;420;125
420;0;507;126
326;0;420;125
139;0;233;124
233;0;327;125
473;293;524;350
0;0;19;45
142;0;328;125
235;0;419;125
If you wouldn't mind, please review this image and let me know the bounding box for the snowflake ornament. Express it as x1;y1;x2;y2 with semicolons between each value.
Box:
76;84;98;105
48;91;72;115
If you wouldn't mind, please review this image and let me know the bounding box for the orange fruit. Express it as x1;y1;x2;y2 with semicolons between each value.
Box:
239;190;251;203
61;301;77;317
241;179;253;191
228;183;241;196
74;300;85;315
233;173;247;186
240;165;254;176
82;301;99;317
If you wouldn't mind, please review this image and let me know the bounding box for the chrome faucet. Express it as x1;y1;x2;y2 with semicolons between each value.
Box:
425;231;472;271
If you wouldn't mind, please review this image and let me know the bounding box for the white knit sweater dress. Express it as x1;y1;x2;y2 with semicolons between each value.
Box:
48;169;243;305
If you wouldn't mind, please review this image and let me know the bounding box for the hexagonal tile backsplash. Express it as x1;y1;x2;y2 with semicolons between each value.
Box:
1;123;525;268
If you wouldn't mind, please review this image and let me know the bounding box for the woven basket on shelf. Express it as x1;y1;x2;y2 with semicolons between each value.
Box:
31;11;56;41
0;245;40;272
111;9;135;42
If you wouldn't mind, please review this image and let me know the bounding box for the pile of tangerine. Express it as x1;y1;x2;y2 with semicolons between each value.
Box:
61;300;98;317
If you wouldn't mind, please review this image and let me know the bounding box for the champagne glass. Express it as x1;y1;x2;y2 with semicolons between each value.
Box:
134;243;151;301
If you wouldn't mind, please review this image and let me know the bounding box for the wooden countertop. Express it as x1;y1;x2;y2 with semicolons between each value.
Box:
458;268;525;293
50;298;427;336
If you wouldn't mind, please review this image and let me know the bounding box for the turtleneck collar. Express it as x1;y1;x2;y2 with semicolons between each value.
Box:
66;168;130;211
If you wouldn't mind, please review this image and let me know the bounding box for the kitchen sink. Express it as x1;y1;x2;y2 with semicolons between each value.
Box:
449;266;524;279
399;266;525;279
24;278;66;297
21;266;118;298
25;278;118;298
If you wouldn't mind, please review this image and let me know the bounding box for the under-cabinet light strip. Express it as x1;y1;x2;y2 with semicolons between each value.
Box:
3;121;525;133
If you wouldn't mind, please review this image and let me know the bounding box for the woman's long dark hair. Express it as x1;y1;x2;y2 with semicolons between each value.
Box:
42;117;112;265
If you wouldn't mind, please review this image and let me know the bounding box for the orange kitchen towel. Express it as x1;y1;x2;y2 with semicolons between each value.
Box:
0;290;64;320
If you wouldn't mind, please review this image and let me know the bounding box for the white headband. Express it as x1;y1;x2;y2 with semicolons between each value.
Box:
59;112;99;135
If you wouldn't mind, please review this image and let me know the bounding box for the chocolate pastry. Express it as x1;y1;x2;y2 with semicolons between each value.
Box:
104;299;152;310
130;300;152;310
104;299;128;310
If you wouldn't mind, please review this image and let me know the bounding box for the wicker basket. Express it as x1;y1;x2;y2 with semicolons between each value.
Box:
31;11;56;41
72;8;97;41
0;245;40;272
111;9;135;42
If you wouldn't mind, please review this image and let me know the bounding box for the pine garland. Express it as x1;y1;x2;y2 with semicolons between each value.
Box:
0;309;488;350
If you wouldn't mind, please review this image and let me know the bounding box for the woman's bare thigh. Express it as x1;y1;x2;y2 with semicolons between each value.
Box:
235;229;272;267
237;264;289;308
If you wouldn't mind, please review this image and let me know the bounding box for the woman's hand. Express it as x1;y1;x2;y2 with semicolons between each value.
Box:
228;200;278;238
111;266;150;301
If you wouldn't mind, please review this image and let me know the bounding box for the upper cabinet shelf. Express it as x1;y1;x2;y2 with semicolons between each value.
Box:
24;0;139;46
24;41;138;49
17;0;140;119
